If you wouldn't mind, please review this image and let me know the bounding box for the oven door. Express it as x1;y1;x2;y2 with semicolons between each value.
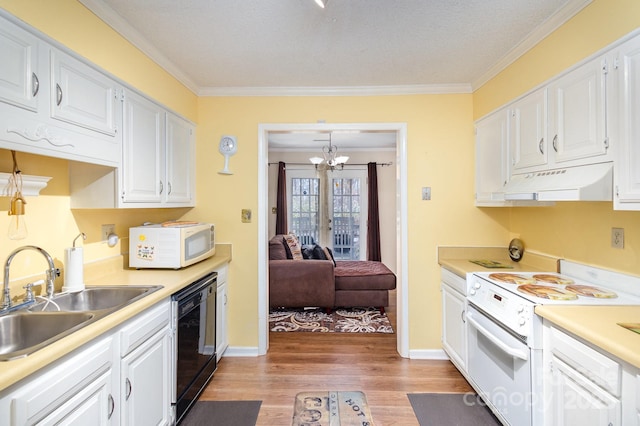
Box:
467;304;533;426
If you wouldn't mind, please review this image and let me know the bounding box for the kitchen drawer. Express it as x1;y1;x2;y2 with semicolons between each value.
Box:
120;300;171;357
441;267;466;295
549;326;621;396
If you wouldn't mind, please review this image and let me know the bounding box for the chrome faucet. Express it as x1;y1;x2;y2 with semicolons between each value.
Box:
1;245;58;311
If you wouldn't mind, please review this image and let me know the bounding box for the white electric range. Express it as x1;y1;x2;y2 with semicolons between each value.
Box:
465;260;640;426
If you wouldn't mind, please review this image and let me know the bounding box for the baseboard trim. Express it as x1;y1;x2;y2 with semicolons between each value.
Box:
408;349;449;360
222;346;260;357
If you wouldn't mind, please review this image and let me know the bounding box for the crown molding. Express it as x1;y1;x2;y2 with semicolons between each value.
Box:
198;84;472;97
471;0;593;91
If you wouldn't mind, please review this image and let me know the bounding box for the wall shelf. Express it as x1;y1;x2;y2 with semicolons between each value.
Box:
0;173;52;197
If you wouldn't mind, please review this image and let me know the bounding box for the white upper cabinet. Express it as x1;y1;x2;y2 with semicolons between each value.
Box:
547;57;609;165
122;89;165;204
475;109;510;205
165;112;195;204
612;34;640;210
0;13;122;167
50;49;119;137
509;87;548;172
0;20;40;111
508;56;610;175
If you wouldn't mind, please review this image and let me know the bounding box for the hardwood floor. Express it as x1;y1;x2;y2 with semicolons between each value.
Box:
200;298;472;425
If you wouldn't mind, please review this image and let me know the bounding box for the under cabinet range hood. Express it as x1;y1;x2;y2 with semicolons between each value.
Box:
503;162;613;202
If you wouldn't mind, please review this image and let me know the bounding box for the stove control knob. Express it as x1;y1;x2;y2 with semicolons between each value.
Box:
519;317;526;326
474;282;481;289
517;305;525;313
469;289;476;296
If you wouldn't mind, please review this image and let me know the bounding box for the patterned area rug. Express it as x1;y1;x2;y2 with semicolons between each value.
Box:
269;307;394;333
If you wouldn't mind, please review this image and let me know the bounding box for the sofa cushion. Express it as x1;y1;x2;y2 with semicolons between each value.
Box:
302;244;327;260
284;234;303;260
269;235;288;260
322;246;336;266
334;261;396;291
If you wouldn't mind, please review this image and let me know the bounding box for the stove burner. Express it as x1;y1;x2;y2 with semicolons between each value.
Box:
517;284;578;300
532;274;574;285
565;285;617;298
488;273;536;285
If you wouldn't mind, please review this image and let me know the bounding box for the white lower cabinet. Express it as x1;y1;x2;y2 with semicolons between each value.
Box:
119;301;173;426
0;300;174;425
215;263;229;361
548;354;620;425
440;268;467;375
543;322;640;426
120;328;172;425
0;335;117;425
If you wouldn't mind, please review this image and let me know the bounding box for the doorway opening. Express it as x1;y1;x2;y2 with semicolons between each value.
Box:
257;122;408;357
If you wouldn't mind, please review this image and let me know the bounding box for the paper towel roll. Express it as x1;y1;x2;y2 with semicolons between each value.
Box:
63;247;85;293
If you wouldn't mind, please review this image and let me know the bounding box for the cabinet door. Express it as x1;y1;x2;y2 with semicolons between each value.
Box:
549;355;620;426
216;280;228;361
6;336;116;425
121;327;172;426
122;90;164;204
0;19;41;111
165;112;195;205
36;372;115;426
548;57;609;165
509;87;548;172
50;49;118;136
475;109;509;205
614;36;640;209
441;283;466;372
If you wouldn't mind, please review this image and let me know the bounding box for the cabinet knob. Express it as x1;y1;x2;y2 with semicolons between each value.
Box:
552;135;558;152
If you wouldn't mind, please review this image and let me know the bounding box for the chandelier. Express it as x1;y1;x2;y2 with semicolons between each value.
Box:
309;134;349;170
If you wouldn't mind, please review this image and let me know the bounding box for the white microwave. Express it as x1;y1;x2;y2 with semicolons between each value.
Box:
129;222;215;269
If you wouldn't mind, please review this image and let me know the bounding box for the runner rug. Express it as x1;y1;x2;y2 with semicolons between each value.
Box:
269;307;393;333
292;391;375;426
407;393;501;426
181;400;262;426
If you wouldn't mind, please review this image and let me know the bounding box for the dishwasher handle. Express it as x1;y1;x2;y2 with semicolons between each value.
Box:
467;311;529;361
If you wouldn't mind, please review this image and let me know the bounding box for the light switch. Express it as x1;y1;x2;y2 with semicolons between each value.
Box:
242;209;252;223
422;187;431;200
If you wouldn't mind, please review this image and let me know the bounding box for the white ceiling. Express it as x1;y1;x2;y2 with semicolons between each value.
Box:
78;0;589;149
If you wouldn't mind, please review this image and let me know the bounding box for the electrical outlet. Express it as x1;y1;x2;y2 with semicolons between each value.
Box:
101;224;115;241
612;227;624;249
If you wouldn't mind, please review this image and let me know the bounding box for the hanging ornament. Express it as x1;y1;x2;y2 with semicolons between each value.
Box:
7;151;27;240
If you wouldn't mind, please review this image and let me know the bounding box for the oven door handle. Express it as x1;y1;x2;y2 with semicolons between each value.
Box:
467;313;529;361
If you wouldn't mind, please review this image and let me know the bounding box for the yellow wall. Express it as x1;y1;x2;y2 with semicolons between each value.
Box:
195;95;510;348
474;0;640;275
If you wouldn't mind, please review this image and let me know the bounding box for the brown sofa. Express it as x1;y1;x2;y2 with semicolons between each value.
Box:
269;234;396;309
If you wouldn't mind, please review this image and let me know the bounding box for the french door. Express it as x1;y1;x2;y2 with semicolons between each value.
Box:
287;169;367;260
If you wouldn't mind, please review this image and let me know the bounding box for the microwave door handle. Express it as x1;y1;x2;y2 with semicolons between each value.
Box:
467;313;529;361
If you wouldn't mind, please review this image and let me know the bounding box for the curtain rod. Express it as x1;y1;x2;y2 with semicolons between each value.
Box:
268;162;393;167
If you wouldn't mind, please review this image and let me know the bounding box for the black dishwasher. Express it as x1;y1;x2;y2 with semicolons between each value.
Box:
172;272;217;424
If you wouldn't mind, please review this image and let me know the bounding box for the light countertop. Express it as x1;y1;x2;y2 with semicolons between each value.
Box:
0;245;232;393
536;305;640;369
437;246;560;277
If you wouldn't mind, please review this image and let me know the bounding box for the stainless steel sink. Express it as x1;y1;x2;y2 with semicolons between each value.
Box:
29;286;162;312
0;285;162;361
0;312;94;361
